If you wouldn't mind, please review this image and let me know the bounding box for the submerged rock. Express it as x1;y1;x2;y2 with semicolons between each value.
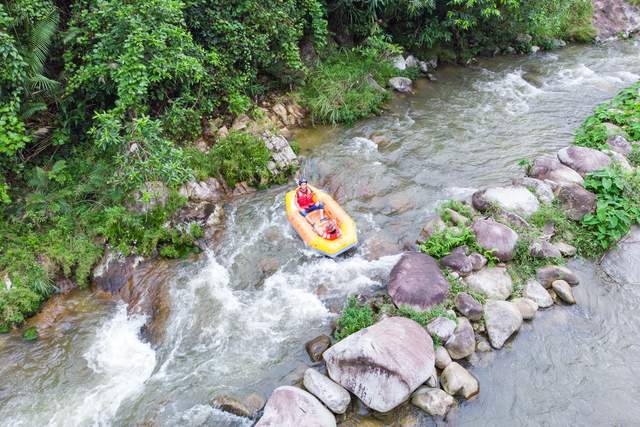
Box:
411;387;455;416
524;279;554;308
305;335;332;362
484;300;523;348
389;77;413;93
552;280;576;304
601;226;640;285
441;362;479;399
557;146;611;177
256;386;336;427
464;266;513;300
303;368;351;414
211;395;253;418
529;155;584;186
445;317;476;360
473;186;540;217
388;252;449;310
556;184;596;221
323;317;435;412
536;265;580;287
455;292;483;321
471;219;519;261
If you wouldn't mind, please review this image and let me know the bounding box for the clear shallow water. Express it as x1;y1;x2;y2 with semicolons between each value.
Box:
1;39;640;426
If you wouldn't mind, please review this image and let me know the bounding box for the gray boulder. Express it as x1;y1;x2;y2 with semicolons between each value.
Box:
474;186;540;217
469;252;488;271
513;177;555;204
471;219;519;261
255;386;336;427
553;242;577;257
427;317;457;342
536;265;580;287
530;240;562;259
512;297;538;320
391;55;407;70
601;226;640;285
405;55;419;68
444;317;476;360
388;252;449;310
454;292;483;321
411;387;455;416
441;362;479;399
556;184;596;220
607;135;633;156
603;149;633;171
464;266;513;300
524;279;554;308
484;300;523;348
389;77;413;93
551;280;576;304
323;317;435;412
303;369;351;414
435;346;452;369
557;146;611;177
529;155;584;186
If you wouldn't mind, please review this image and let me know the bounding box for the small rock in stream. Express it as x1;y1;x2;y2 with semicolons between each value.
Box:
305;335;332;362
484;300;523;349
427;317;457;342
536;265;580;287
435;345;453;369
524;279;554;308
255;386;336;427
411;386;456;416
303;368;351;414
445;317;476;360
464;266;513;300
441;362;479;399
511;297;538;320
551;280;576;304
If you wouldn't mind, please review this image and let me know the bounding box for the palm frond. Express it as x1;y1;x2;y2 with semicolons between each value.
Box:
29;73;61;95
26;6;60;76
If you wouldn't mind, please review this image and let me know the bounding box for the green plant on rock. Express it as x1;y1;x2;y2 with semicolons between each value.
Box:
419;226;497;263
22;326;38;341
334;297;375;340
395;304;455;326
437;200;474;225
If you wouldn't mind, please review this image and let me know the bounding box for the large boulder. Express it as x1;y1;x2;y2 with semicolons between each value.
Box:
255;386;336;427
556;184;596;220
388;252;450;310
323;317;435;412
464;266;513;300
557;146;611;177
524;279;553;308
593;0;640;40
471;219;518;261
484;300;523;349
528;155;584;186
601;226;640;285
473;186;540;217
440;362;479;399
444;317;476;360
303;369;351;414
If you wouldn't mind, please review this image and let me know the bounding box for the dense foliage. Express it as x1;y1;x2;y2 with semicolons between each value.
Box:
0;0;598;328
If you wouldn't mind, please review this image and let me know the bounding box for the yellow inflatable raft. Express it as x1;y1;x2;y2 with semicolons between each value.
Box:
285;185;358;257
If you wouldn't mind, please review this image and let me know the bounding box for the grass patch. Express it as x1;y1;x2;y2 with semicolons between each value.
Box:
334;297;375;340
419;226;498;263
22;326;38;341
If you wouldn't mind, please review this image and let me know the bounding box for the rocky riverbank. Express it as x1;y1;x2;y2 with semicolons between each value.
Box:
207;78;640;425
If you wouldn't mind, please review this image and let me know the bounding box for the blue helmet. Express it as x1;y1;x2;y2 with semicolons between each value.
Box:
298;178;308;185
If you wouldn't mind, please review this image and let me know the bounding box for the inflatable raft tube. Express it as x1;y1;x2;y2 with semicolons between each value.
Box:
285;185;358;258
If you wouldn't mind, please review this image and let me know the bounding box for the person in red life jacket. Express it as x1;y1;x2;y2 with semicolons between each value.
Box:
296;178;325;224
314;218;341;240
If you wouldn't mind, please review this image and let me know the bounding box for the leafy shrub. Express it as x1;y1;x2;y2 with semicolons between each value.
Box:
23;326;38;341
334;297;374;340
419;226;497;262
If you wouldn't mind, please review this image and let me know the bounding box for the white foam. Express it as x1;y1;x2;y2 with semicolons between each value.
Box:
474;68;543;115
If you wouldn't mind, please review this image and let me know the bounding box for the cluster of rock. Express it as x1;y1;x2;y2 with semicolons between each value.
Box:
593;0;640;41
388;54;438;93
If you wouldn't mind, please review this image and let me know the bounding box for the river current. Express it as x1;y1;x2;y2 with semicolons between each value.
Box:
1;39;639;426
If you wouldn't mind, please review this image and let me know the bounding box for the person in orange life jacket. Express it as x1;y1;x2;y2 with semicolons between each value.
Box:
296;178;325;224
313;217;341;240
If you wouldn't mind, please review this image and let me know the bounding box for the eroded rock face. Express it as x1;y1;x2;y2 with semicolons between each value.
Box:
601;226;640;285
389;77;413;93
303;369;351;414
593;0;640;41
471;219;518;261
557;146;611;177
444;317;476;360
556;184;596;221
323;317;435;413
474;186;540;217
484;300;523;349
255;386;336;427
440;362;479;399
529;155;584;186
464;266;513;300
388;253;449;310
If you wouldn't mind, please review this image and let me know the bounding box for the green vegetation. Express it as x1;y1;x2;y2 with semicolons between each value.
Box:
334;297;375;340
419;226;498;263
22;326;38;341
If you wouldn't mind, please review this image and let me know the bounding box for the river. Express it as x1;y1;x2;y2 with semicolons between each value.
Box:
1;39;639;426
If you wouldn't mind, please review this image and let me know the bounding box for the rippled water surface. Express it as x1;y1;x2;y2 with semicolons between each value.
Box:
1;40;639;426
